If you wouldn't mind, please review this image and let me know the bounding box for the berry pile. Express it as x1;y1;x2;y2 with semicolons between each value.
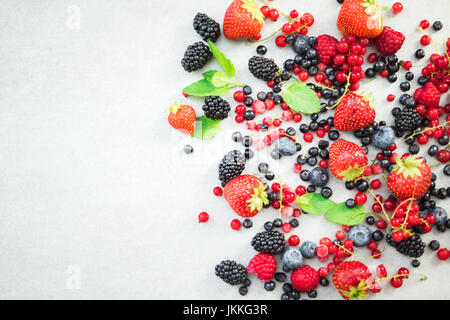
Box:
169;0;450;300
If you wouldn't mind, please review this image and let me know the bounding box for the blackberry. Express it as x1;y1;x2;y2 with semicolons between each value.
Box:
386;233;426;258
202;96;231;120
251;230;285;254
218;150;246;186
215;260;248;285
181;42;212;72
193;13;221;42
248;56;279;81
394;108;421;132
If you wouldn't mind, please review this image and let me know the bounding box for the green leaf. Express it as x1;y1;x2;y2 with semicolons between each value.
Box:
325;203;366;226
283;82;321;114
191;116;221;139
202;70;218;82
295;193;335;215
211;71;232;87
183;79;229;97
208;40;236;77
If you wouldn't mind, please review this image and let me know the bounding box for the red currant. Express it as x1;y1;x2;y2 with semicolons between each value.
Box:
198;212;209;223
288;235;300;246
213;186;223;196
392;2;403;14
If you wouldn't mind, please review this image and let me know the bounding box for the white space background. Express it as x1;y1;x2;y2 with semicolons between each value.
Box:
0;0;448;299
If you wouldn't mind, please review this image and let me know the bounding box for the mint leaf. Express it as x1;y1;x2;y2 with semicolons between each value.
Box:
208;40;236;77
192;116;221;139
295;193;335;215
183;79;229;97
325;203;366;226
211;71;231;87
283;82;321;114
202;70;218;82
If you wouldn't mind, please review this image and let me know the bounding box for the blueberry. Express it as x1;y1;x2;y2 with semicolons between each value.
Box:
429;240;440;251
232;131;242;142
348;224;371;247
243;219;253;228
273;218;283;227
258;162;269;173
309;167;329;187
430;207;447;226
265;171;275;180
300;241;316;258
415;49;425;59
256;45;267;55
293;35;311;55
264;221;274;231
183;145;193;154
264;281;276;291
290;290;301;300
300;170;310;181
282;247;304;270
433;21;443;31
275;272;287;282
371;127;395;150
321;187;332;198
345;199;356;208
239;286;248;296
372;230;384;241
275;137;297;156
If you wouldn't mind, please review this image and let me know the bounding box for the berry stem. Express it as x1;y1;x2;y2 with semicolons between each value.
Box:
402;121;450;144
327;72;352;110
259;0;290;19
417;27;440;54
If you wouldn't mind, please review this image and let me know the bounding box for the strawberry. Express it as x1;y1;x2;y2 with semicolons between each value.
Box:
337;0;387;38
329;139;368;182
332;261;372;300
387;155;432;200
334;93;376;131
291;265;319;293
413;82;441;108
168;103;196;135
223;0;265;40
224;174;269;217
247;253;276;282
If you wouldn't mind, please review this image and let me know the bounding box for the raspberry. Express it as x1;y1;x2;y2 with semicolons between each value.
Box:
247;253;277;282
413;82;441;108
291;265;319;293
314;34;338;64
374;26;405;56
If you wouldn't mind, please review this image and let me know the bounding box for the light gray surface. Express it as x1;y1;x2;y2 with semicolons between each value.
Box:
0;0;448;300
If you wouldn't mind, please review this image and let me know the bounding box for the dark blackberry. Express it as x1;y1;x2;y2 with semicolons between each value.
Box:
193;13;221;42
394;108;421;132
251;230;285;254
215;260;248;285
218;150;246;186
386;233;426;258
202;96;231;120
181;42;212;72
248;56;279;81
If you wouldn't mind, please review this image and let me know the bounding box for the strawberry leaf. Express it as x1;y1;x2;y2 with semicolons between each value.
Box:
183;79;229;97
208;40;236;78
325;203;366;226
283;82;321;114
191;116;221;139
295;193;335;214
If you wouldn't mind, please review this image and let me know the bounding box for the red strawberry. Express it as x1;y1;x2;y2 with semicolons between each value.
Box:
291;265;319;293
387;155;432;200
224;174;269;217
334;93;376;131
374;26;405;56
332;261;372;300
314;34;338;64
223;0;265;40
168;103;196;135
413;82;441;108
337;0;386;38
247;253;276;282
329;139;368;182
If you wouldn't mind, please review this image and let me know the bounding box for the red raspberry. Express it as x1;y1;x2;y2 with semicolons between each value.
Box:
413;82;441;108
247;253;277;282
374;26;405;56
291;265;319;293
314;34;338;64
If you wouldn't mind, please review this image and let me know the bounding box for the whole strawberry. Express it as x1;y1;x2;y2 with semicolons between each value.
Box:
314;34;338;64
168;103;196;135
332;261;372;300
223;0;265;40
224;174;269;217
329;139;368;181
413;82;441;108
291;265;319;293
334;93;376;131
374;26;405;56
387;155;432;200
337;0;386;38
247;253;276;282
